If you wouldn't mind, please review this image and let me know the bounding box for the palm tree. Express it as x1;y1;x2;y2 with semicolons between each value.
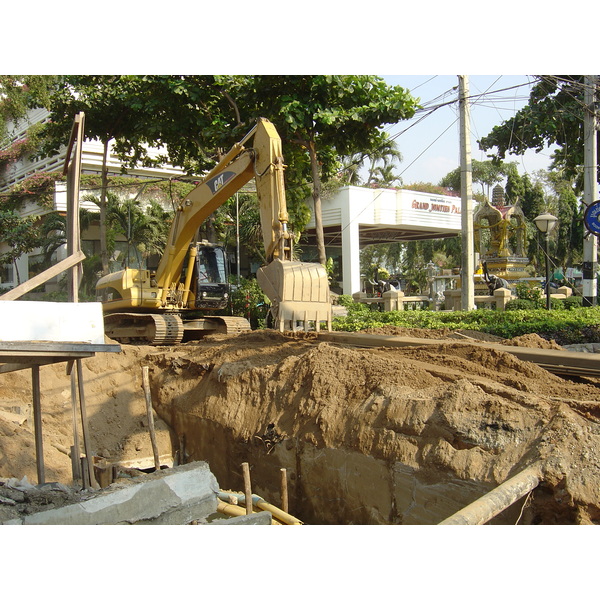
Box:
105;195;172;268
366;138;403;186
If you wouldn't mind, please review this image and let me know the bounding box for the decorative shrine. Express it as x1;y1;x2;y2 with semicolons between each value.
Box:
473;185;529;290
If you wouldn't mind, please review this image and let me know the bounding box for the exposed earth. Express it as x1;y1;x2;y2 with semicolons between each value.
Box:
2;326;600;524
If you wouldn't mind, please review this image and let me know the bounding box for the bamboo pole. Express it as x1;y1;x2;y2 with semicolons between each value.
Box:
242;462;252;514
280;468;289;514
218;491;303;525
439;465;541;525
142;366;161;471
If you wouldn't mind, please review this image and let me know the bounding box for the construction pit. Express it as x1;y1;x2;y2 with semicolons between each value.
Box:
1;327;600;525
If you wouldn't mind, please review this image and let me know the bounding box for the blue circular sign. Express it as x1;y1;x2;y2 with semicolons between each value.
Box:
584;201;600;236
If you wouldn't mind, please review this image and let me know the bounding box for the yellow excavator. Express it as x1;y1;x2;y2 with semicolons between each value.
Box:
96;118;332;345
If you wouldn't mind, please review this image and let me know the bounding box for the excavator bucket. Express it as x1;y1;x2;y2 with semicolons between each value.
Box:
256;259;332;332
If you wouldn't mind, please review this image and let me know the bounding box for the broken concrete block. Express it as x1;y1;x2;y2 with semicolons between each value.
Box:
5;462;219;525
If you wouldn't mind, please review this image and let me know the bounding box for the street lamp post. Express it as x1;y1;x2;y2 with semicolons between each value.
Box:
534;212;558;310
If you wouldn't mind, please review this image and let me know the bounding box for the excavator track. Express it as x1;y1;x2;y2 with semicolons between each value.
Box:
208;316;252;335
104;313;185;346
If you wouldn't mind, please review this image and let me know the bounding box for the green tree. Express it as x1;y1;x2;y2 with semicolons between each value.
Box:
534;170;583;272
439;159;513;199
478;76;598;191
0;76;60;145
38;76;161;275
27;76;418;273
0;210;41;285
228;75;419;265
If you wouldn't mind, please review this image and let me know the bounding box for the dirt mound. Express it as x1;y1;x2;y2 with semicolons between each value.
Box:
503;333;565;350
2;328;600;524
360;325;506;343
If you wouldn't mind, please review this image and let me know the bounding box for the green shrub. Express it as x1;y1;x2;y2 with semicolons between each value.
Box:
562;296;583;310
515;282;542;302
505;299;537;311
227;277;269;328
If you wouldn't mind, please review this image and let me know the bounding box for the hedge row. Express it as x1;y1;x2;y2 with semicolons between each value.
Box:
332;296;600;345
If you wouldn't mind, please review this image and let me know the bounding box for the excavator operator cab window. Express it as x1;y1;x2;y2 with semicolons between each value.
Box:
197;246;227;284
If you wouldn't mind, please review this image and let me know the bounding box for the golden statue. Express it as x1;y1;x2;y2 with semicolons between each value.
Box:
473;185;529;284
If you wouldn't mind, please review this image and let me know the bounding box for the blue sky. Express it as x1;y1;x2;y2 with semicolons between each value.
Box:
379;75;554;190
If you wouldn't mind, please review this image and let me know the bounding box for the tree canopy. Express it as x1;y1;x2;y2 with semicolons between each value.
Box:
220;75;419;263
478;76;598;191
438;159;523;203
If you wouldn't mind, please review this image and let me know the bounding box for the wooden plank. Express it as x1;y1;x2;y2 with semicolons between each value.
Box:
242;462;253;515
65;112;84;302
62;112;84;176
0;251;85;301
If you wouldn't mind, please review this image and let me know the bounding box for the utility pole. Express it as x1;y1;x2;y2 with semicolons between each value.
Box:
459;75;475;310
583;75;598;306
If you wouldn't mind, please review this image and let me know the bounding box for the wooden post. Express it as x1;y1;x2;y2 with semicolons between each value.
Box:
242;462;253;514
280;467;289;513
31;365;45;484
76;359;99;489
68;362;82;481
142;366;161;471
178;434;186;465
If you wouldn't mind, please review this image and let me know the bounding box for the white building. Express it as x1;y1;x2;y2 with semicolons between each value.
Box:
0;109;186;291
304;186;462;295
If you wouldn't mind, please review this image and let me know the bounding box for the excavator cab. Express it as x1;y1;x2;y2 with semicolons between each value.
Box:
194;243;230;310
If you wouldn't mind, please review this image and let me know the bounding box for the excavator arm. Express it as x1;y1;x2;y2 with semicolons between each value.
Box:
155;118;292;295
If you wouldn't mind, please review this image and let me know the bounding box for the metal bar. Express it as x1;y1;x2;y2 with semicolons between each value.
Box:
0;341;119;353
70;366;82;481
31;365;45;484
439;465;541;525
